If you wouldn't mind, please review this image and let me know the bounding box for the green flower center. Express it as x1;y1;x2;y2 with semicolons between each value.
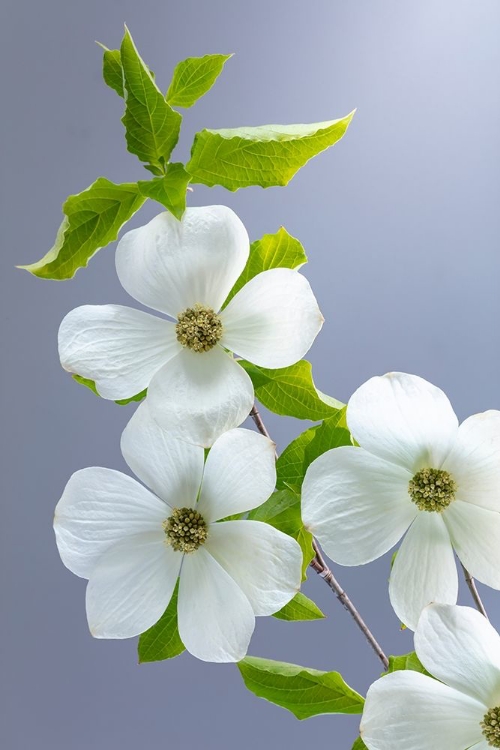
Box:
163;507;208;554
482;707;500;747
175;304;223;353
408;468;456;512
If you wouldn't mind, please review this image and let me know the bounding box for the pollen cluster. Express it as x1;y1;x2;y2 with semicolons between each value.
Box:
175;304;223;353
408;468;456;512
163;507;208;554
482;707;500;747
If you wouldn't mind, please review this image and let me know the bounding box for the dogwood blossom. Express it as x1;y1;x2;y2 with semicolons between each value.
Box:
361;604;500;750
58;205;323;446
301;372;500;629
53;402;302;662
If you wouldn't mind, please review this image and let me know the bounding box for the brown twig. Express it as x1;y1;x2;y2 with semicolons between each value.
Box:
461;563;489;619
249;404;389;670
311;540;389;670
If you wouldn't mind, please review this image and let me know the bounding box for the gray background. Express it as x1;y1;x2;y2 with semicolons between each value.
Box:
1;1;499;747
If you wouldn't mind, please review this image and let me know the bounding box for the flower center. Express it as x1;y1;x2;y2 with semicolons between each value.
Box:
163;507;208;553
482;707;500;747
408;468;456;512
175;304;223;353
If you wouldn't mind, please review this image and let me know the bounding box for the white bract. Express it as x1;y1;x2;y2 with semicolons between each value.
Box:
301;372;500;630
58;205;323;447
361;604;500;750
53;402;302;662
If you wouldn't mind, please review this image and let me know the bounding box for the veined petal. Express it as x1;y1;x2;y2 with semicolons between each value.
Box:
86;532;181;639
361;670;485;750
389;512;458;631
54;467;167;579
58;304;179;400
206;521;302;615
219;269;323;368
115;206;249;317
178;547;254;662
415;603;500;708
301;446;416;566
147;347;254;448
197;428;276;522
444;501;500;589
347;373;459;472
121;401;204;508
442;411;500;511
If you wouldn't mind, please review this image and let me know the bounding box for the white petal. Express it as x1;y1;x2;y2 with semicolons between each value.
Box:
442;411;500;511
54;467;167;579
120;401;204;507
86;532;181;639
389;512;458;631
361;670;485;750
147;347;254;447
444;501;500;588
206;521;302;615
301;446;416;565
347;373;459;472
177;547;255;662
58;304;179;400
115;206;249;317
197;428;276;522
416;603;500;707
220;269;323;368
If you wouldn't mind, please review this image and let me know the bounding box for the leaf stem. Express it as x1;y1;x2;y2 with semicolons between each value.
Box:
248;404;389;671
461;563;489;619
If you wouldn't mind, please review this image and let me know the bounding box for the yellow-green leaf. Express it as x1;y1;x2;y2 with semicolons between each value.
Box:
186;112;355;191
166;53;232;108
138;162;191;219
18;178;145;280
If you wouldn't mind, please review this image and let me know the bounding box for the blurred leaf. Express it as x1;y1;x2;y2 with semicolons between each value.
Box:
138;162;191;219
248;488;314;579
138;582;185;663
276;409;350;492
239;360;343;421
72;374;146;406
166;53;232;107
273;592;325;621
352;738;368;749
224;227;307;306
238;656;364;719
186;112;355;190
384;651;430;677
121;27;181;168
19;178;145;280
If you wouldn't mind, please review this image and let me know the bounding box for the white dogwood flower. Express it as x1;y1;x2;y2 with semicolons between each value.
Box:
361;604;500;750
58;205;323;446
53;402;302;662
302;372;500;630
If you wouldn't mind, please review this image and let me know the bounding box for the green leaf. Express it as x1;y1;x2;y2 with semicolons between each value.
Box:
186;112;355;191
224;227;307;306
352;738;368;750
239;359;343;421
166;53;232;108
120;27;181;168
18;178;145;280
97;44;124;97
276;409;350;492
138;162;191;219
248;488;314;579
237;656;364;719
138;582;185;663
384;651;430;677
72;374;146;406
273;592;325;621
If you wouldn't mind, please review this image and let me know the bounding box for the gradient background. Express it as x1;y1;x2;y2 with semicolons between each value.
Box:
2;1;499;747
